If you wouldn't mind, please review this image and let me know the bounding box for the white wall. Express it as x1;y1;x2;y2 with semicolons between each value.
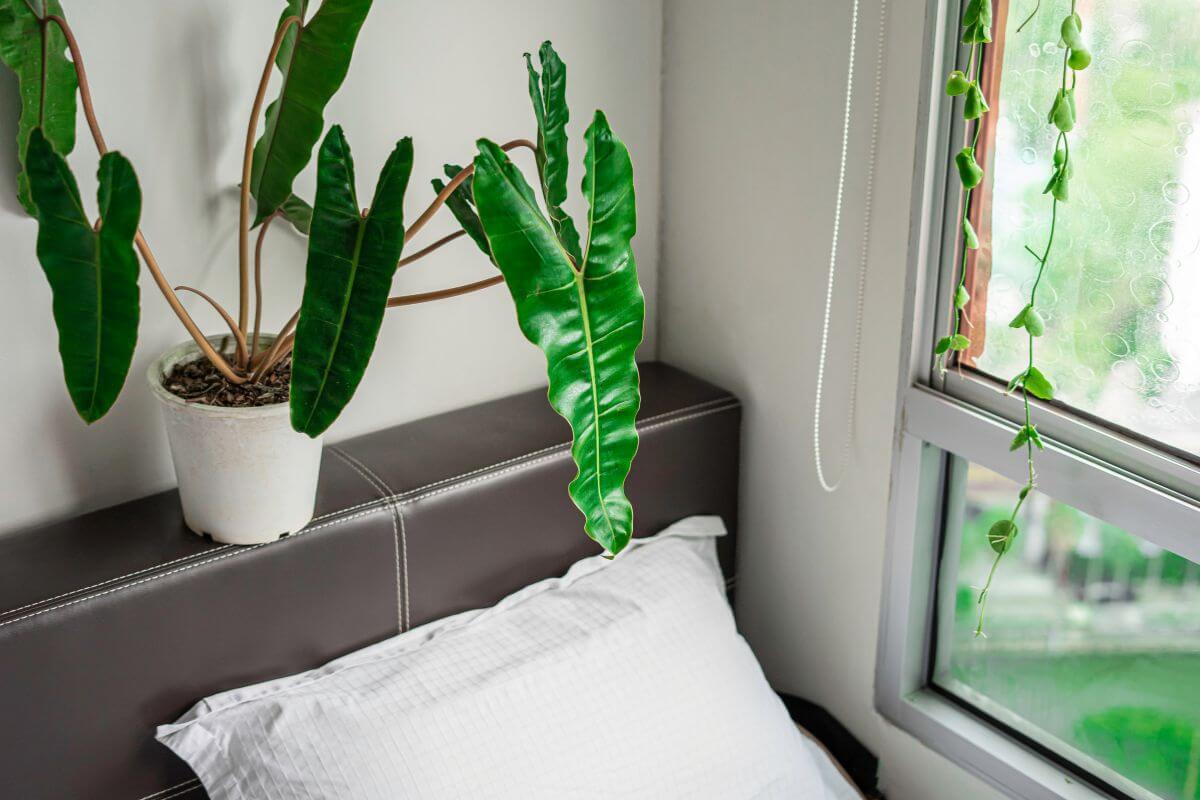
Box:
0;0;662;534
658;2;1001;798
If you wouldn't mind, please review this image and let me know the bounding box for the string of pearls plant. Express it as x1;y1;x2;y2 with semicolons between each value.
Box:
937;0;1091;635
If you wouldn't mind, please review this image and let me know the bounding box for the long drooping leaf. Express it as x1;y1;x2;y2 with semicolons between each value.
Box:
250;0;372;225
290;126;411;437
525;42;581;264
0;0;77;214
472;113;644;555
431;163;490;259
26;128;141;423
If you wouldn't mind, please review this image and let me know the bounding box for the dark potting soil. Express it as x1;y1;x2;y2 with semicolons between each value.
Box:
163;355;291;407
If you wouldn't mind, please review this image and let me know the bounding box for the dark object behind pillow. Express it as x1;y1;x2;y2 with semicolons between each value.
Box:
0;362;740;800
779;693;884;798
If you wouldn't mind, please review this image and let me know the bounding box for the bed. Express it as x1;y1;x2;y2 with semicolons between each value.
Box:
0;362;874;799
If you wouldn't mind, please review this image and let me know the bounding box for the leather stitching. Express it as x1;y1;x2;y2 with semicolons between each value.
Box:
0;546;237;619
288;397;737;524
330;447;407;633
395;403;741;509
0;400;739;630
0;506;391;631
135;778;200;800
155;783;204;800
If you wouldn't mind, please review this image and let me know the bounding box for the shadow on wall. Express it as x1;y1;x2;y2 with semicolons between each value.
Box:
0;68;21;216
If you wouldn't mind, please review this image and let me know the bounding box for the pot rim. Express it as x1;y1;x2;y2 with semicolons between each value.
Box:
147;334;291;419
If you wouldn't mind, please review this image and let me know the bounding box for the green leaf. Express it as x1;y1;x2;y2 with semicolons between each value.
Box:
1067;47;1091;71
1008;304;1030;329
949;334;971;351
1009;424;1044;451
1048;88;1076;133
471;113;645;556
1007;370;1026;393
963;218;979;250
988;519;1018;554
963;82;989;120
961;0;993;43
1023;366;1055;400
250;0;373;225
1060;13;1084;50
1046;147;1073;201
525;41;582;264
26;128;141;423
955;284;970;309
279;193;313;235
0;0;77;214
945;70;970;96
1029;425;1044;449
935;336;953;355
290;127;412;437
432;163;491;259
955;147;983;189
1024;307;1045;336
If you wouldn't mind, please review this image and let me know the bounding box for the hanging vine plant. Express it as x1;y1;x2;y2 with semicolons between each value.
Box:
937;0;1091;634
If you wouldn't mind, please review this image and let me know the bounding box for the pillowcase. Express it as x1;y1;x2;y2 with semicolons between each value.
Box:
157;516;853;799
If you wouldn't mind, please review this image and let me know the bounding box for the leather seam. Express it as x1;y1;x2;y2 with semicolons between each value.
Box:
0;505;391;631
0;545;238;619
292;397;737;524
135;778;200;800
394;403;740;510
330;447;407;633
0;400;739;629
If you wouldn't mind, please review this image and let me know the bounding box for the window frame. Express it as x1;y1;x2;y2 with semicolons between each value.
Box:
874;0;1200;798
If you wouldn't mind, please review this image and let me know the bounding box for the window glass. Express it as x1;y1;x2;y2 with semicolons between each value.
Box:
936;462;1200;800
970;0;1200;453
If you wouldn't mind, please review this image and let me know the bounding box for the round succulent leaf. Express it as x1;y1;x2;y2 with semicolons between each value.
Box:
988;519;1018;554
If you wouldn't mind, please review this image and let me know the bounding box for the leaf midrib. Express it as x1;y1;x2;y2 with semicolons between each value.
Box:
579;124;616;544
51;149;104;416
299;211;367;432
254;22;303;201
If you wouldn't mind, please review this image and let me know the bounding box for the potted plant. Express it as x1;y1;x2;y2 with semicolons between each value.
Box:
2;1;645;557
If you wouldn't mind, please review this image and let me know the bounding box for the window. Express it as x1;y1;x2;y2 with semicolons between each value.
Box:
938;462;1200;800
877;1;1200;799
960;0;1200;458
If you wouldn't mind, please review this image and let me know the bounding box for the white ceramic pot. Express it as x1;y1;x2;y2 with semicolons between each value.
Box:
148;336;322;545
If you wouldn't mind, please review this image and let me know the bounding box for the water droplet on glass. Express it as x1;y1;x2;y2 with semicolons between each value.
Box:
1163;181;1190;205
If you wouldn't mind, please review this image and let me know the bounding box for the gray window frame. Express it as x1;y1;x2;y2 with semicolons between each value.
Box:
874;0;1200;798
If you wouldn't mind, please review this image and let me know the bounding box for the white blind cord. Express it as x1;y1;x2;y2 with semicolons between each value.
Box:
813;0;888;493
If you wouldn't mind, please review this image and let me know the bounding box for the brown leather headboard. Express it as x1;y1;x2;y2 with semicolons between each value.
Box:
0;362;740;800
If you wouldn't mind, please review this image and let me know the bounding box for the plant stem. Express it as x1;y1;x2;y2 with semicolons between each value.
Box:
398;230;467;268
45;14;247;384
256;274;506;376
238;15;302;362
251;211;278;360
174;286;248;366
249;310;299;382
403;139;535;246
386;274;504;308
977;16;1076;636
940;42;984;373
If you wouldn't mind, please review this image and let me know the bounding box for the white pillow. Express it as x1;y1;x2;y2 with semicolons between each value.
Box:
158;516;853;799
